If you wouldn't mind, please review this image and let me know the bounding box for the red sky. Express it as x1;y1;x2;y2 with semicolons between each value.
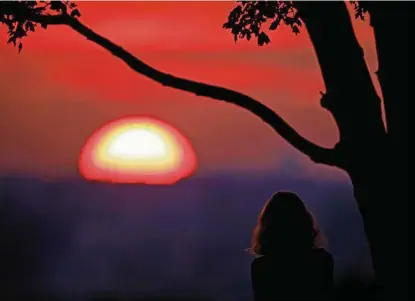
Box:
0;1;379;180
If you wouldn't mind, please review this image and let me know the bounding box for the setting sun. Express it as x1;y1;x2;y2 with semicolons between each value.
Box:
79;117;197;184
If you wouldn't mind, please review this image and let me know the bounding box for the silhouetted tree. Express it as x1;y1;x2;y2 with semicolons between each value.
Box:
1;1;408;299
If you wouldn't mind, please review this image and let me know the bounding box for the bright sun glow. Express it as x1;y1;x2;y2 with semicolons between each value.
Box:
108;129;167;159
79;117;197;185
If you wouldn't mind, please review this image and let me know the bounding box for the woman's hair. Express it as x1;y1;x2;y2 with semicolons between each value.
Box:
250;191;327;256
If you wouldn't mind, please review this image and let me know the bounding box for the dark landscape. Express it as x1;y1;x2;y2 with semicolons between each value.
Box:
1;171;373;301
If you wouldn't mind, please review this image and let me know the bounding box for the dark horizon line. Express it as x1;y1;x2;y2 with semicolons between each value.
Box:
0;168;347;186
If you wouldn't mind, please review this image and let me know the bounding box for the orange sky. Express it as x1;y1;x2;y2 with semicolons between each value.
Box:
0;1;379;180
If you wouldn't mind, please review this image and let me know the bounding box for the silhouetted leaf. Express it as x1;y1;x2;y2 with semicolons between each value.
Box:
70;9;80;18
350;1;368;20
18;42;22;52
269;18;281;30
222;21;231;29
292;25;300;35
264;10;276;19
258;32;270;46
7;36;16;46
50;1;65;11
25;21;35;32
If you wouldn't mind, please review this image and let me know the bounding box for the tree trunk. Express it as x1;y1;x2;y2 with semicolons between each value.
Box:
363;3;409;298
296;2;385;147
296;2;405;299
348;157;407;300
365;2;409;148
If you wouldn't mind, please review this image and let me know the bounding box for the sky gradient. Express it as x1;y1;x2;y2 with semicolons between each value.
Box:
0;1;379;180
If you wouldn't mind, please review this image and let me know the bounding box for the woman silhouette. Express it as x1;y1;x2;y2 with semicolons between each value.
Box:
249;191;334;300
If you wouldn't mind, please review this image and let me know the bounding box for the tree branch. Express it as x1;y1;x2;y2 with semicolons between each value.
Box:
27;13;339;166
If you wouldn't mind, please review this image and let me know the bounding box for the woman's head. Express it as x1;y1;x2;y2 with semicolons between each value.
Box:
250;191;326;255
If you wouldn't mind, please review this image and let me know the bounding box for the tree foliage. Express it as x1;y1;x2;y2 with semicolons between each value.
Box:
223;1;369;46
0;1;370;51
0;0;367;51
223;1;301;46
0;0;79;51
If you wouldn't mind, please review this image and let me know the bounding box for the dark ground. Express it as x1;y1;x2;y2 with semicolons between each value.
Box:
1;172;374;301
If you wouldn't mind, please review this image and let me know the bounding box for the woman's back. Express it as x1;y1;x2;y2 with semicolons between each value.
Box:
251;248;334;301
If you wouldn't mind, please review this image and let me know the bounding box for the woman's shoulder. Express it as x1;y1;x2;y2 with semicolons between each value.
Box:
251;252;297;270
251;255;283;277
312;248;334;264
251;255;267;265
251;248;333;267
251;255;277;271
